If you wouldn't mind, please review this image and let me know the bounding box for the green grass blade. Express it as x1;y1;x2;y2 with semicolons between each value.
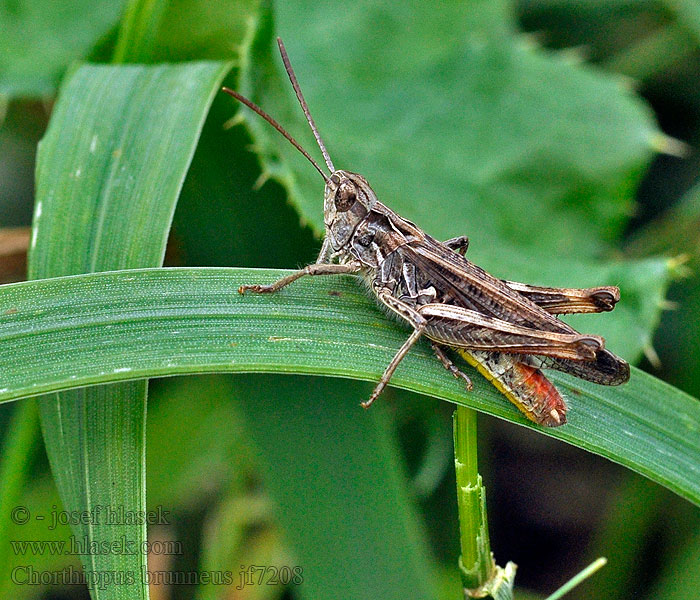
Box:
233;375;438;600
0;266;697;507
112;0;169;63
0;401;40;595
32;61;231;276
29;61;231;600
544;558;608;600
582;476;667;599
643;526;700;600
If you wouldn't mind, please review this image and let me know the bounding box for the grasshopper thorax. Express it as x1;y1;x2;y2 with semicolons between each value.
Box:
324;170;378;250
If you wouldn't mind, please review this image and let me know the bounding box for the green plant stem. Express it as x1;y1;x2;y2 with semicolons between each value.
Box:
454;407;516;599
454;406;492;588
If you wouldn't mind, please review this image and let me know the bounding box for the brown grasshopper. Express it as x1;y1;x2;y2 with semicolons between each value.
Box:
224;38;630;427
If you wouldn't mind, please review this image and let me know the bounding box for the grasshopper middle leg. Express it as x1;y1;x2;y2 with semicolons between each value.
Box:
431;343;473;390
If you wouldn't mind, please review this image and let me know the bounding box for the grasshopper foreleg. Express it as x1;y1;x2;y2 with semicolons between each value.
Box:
238;261;361;294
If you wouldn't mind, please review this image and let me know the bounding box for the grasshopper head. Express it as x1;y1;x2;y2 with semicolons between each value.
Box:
324;170;377;250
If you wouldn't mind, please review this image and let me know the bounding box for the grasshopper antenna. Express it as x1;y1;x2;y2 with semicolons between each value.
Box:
276;37;336;173
221;87;330;183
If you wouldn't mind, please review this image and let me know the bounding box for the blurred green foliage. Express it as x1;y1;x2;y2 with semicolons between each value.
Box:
0;1;699;599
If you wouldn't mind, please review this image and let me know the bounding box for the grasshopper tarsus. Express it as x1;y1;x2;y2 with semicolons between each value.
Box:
576;336;605;359
239;284;272;294
363;325;426;408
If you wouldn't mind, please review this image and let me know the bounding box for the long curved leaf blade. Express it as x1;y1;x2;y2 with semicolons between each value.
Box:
29;61;231;600
0;267;697;506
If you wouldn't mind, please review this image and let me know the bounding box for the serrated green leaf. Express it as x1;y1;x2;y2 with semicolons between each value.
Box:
239;0;657;255
0;267;697;507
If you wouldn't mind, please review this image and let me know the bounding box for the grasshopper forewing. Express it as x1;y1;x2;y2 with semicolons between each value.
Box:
224;38;630;427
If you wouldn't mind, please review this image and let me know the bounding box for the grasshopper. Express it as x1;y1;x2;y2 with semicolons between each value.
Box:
224;38;630;427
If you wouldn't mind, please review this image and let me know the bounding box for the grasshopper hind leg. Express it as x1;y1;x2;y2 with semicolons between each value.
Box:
458;350;567;427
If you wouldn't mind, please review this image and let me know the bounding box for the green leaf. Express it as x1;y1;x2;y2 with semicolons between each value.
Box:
32;62;231;276
112;0;169;63
0;0;126;97
233;375;438;600
644;525;700;600
149;0;261;63
0;401;40;596
0;266;697;507
626;180;700;259
625;182;700;397
583;476;668;599
0;473;75;600
240;1;656;254
30;61;231;599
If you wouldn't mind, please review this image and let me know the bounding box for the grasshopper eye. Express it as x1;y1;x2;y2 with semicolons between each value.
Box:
335;181;357;212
